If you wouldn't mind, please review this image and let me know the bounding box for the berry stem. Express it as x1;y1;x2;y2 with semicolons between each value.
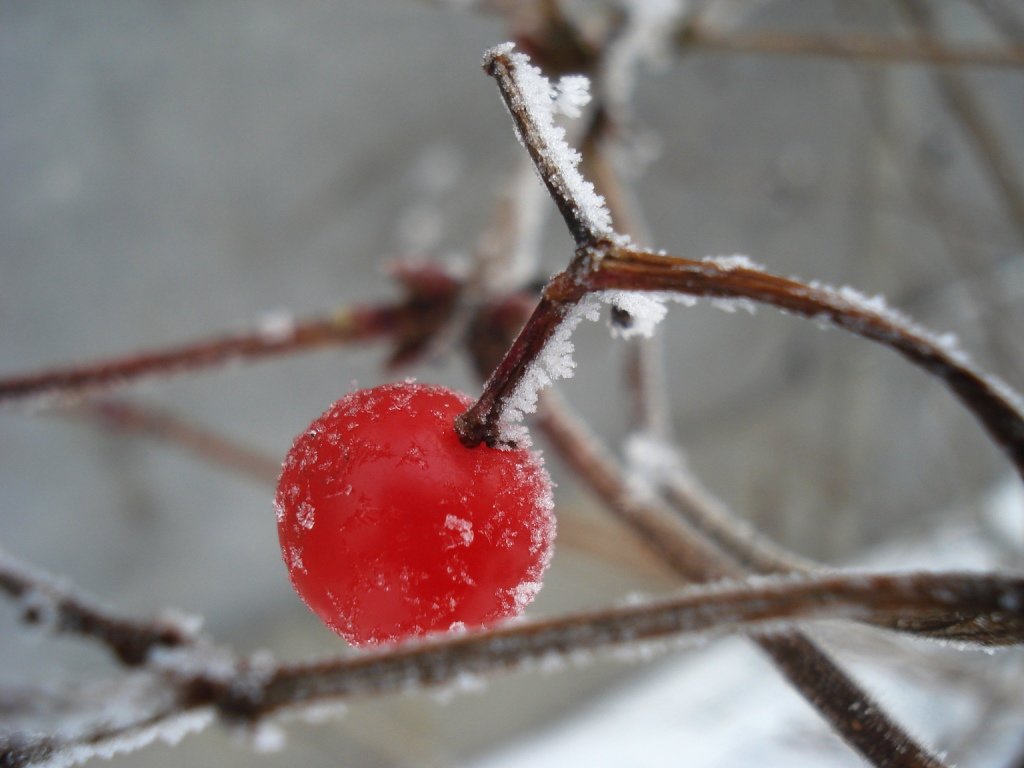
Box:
456;294;576;448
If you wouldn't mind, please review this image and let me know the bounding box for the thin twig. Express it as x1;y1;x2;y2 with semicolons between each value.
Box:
0;705;214;768
0;263;462;407
482;45;615;247
0;553;198;666
4;569;1014;768
66;399;281;485
534;393;950;767
241;569;1023;717
0;309;398;407
594;248;1024;480
679;26;1024;69
897;0;1024;245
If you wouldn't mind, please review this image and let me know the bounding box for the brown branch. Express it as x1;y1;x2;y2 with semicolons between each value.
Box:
482;45;614;247
456;295;580;447
0;553;198;666
534;393;949;767
0;263;461;407
0;705;213;768
7;568;1014;767
67;399;281;485
595;248;1024;481
679;26;1024;69
202;570;1024;720
461;245;1024;481
0;308;399;407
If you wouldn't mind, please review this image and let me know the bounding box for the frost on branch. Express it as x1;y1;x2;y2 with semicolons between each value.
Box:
482;43;617;243
497;296;603;443
603;0;686;111
813;281;1024;416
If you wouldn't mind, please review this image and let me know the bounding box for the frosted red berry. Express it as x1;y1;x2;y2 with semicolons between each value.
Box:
275;381;555;646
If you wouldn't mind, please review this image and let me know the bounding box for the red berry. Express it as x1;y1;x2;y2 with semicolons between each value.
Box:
275;382;555;646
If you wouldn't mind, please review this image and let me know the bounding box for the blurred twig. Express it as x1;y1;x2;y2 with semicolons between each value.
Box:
0;265;461;407
897;0;1024;245
679;25;1024;69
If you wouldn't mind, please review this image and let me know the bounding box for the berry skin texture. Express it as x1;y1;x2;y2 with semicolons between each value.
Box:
275;382;555;647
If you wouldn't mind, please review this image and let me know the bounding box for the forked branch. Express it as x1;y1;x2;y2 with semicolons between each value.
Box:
461;46;1024;482
465;41;1024;768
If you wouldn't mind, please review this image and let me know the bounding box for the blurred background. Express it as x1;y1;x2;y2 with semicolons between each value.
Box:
2;0;1023;765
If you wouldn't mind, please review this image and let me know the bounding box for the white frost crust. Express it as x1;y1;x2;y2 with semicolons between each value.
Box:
257;309;296;342
482;43;614;239
601;291;669;340
497;296;603;442
811;281;1024;416
493;282;758;440
35;709;215;768
702;254;763;272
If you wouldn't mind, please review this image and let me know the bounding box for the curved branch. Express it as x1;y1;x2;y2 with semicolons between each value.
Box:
594;249;1024;480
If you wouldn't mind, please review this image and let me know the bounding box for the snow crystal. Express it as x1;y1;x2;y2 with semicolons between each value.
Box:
35;709;215;768
482;43;614;239
148;644;237;683
507;580;543;612
553;75;591;119
431;669;489;703
444;514;474;547
709;298;757;315
247;722;286;753
155;608;204;638
497;296;603;441
281;700;348;725
296;501;315;530
702;254;763;272
836;285;891;318
257;309;295;342
493;282;764;440
287;545;305;574
600;291;669;339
